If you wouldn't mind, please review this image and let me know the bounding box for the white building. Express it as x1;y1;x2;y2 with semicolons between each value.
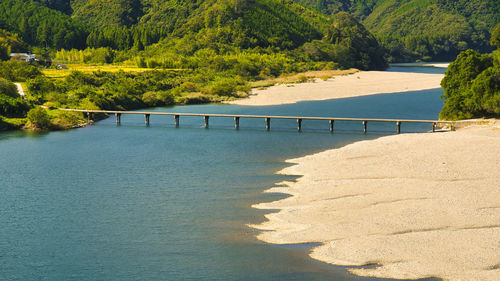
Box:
9;53;37;62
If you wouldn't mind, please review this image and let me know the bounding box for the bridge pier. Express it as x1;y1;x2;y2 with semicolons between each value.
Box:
61;109;451;133
86;112;93;123
174;115;179;127
204;116;209;128
234;117;240;129
115;113;121;125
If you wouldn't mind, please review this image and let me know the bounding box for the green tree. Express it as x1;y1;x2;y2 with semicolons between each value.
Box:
0;78;30;117
34;0;73;14
303;12;387;70
0;61;42;82
0;78;18;97
0;44;8;61
27;107;51;129
440;49;499;120
295;0;500;62
491;22;500;48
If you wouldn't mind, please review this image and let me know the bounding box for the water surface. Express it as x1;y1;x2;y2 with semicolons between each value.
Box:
0;67;444;280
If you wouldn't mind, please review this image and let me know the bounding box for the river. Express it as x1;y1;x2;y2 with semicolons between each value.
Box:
0;66;444;280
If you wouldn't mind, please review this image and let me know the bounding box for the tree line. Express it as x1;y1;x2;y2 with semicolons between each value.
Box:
0;0;87;50
294;0;499;62
440;23;500;120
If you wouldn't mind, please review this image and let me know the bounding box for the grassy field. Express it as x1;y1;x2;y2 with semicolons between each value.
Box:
41;64;183;78
0;116;27;130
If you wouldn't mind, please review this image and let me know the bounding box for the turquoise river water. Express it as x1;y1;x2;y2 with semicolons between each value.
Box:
0;66;444;280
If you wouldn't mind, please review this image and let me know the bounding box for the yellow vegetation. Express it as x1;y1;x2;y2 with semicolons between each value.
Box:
41;64;182;78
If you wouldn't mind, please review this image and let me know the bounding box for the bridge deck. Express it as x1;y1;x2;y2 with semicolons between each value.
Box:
61;108;454;133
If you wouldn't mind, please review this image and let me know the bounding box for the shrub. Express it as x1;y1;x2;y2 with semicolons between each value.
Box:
157;91;175;105
180;81;197;92
142;91;161;107
0;61;41;81
26;76;56;103
202;77;250;97
27;107;51;129
51;110;84;129
87;48;115;64
0;95;30;117
0;78;18;98
297;74;308;83
202;78;238;96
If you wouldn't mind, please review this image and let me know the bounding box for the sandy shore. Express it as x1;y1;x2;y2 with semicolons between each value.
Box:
230;71;444;106
250;123;500;281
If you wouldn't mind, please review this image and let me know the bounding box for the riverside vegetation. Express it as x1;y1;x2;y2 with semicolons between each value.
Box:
440;24;500;120
0;0;387;130
0;0;498;130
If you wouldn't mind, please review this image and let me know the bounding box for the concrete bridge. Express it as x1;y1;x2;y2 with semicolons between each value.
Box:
62;108;454;134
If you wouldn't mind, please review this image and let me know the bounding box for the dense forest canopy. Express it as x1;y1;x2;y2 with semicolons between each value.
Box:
0;0;330;52
0;0;498;129
0;29;29;60
71;0;143;27
440;23;500;120
33;0;73;14
294;0;500;61
0;0;390;130
300;12;386;70
0;0;382;65
1;0;496;62
0;0;87;50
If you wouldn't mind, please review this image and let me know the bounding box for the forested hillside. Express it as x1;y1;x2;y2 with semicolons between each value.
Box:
0;0;497;129
294;0;500;61
0;0;387;70
0;0;329;52
0;0;388;131
4;0;496;62
71;0;143;27
0;30;29;60
0;0;87;49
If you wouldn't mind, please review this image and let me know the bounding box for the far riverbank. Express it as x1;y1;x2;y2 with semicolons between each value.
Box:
229;70;445;106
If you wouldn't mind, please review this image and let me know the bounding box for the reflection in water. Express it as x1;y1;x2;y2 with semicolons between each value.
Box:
0;70;444;281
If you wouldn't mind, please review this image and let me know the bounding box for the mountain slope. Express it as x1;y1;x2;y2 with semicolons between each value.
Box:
294;0;500;61
33;0;73;14
71;0;143;27
0;0;387;70
71;0;329;49
0;0;87;49
170;0;327;49
0;29;29;57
